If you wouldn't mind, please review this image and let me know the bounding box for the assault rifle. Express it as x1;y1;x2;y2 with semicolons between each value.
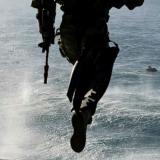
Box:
31;0;56;84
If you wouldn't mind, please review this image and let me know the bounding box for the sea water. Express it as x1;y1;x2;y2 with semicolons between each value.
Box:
0;0;160;159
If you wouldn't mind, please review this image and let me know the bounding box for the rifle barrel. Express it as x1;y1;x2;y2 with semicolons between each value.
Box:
44;48;49;84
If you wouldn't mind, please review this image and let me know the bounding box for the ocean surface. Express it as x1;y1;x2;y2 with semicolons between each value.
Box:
0;0;160;159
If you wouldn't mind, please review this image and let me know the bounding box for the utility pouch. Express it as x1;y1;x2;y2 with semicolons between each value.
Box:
92;41;119;66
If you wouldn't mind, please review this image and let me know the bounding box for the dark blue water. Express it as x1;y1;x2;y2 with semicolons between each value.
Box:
0;0;160;159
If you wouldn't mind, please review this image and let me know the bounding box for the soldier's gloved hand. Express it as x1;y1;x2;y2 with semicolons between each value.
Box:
125;0;144;10
38;27;55;52
38;41;50;53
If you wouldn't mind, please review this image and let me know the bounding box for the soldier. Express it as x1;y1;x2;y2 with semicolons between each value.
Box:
31;0;144;153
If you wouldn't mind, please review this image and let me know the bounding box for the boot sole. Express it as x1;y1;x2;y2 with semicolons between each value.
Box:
70;113;87;153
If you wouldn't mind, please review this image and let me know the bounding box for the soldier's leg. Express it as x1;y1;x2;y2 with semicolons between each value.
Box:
70;46;118;152
70;18;118;152
70;58;94;153
80;46;119;115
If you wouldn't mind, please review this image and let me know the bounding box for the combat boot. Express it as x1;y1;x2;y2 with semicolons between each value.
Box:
70;109;92;153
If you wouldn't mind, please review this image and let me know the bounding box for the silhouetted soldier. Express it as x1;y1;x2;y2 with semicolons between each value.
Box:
31;0;144;152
